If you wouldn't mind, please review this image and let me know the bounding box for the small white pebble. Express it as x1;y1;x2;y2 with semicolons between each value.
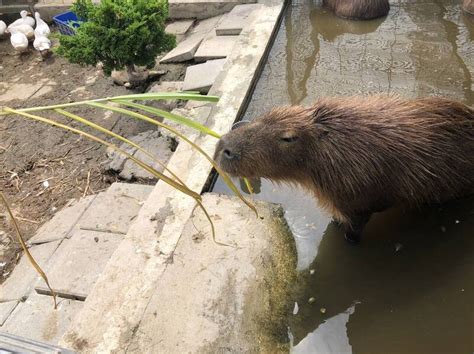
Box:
395;243;403;252
455;220;460;224
309;269;315;275
308;297;316;304
320;307;326;314
293;302;299;315
461;288;465;292
42;181;49;188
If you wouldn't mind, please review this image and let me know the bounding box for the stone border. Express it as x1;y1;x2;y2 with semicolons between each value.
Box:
59;0;287;351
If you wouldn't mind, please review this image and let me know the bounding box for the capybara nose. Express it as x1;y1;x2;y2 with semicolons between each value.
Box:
223;148;239;160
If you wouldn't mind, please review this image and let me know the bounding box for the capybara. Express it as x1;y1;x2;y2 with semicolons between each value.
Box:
214;96;474;243
323;0;389;20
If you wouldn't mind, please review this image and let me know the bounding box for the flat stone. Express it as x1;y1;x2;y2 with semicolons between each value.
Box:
2;293;83;345
0;301;19;326
0;241;61;302
182;59;227;94
146;81;184;111
189;15;223;35
169;0;257;20
166;20;195;42
0;83;43;102
127;194;297;352
216;4;262;35
160;33;205;63
28;196;97;245
34;230;123;300
77;183;153;234
119;131;177;181
194;34;238;62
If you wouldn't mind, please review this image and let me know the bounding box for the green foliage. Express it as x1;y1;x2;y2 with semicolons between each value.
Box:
56;0;176;75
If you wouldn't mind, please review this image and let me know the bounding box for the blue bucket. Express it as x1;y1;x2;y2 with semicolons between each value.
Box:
53;11;84;36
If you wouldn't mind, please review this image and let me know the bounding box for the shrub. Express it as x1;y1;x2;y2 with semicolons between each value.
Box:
56;0;176;76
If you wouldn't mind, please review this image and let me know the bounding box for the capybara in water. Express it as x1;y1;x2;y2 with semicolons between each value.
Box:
214;96;474;243
323;0;389;20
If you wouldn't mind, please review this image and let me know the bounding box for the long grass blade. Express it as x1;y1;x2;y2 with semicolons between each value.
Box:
88;102;258;216
3;108;201;201
114;100;221;139
54;108;189;190
0;92;219;116
0;192;58;309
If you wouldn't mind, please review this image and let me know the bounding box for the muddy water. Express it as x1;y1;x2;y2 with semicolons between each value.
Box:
213;0;473;353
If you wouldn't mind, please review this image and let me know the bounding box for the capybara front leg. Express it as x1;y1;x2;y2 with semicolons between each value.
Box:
344;212;371;244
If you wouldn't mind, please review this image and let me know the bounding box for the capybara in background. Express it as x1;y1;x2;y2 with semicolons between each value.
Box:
323;0;389;20
214;96;474;243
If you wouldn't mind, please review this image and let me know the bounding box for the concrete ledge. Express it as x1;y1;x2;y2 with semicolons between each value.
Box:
169;0;257;20
33;4;70;23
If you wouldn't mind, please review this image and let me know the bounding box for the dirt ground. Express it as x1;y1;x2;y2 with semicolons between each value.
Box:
0;35;186;280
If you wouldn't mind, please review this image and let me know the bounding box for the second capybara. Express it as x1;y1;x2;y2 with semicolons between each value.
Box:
214;96;474;243
322;0;390;20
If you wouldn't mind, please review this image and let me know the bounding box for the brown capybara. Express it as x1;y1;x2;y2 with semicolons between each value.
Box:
323;0;389;20
214;96;474;243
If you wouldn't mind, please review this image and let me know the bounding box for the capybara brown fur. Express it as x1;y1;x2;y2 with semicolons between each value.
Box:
214;96;474;243
323;0;389;20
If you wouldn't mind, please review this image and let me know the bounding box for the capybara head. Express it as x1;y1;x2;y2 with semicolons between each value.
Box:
323;0;390;20
214;106;319;182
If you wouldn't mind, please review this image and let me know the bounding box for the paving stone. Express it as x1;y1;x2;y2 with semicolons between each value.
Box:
119;131;177;181
77;183;153;234
166;20;194;42
146;81;184;111
216;4;262;35
194;34;238;62
0;83;43;102
0;301;19;326
0;241;61;302
2;293;83;345
188;15;223;35
169;0;257;20
182;59;227;94
28;196;97;245
35;230;123;300
160;33;205;63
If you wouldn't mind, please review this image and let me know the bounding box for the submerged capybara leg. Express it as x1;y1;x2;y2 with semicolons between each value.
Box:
343;212;372;244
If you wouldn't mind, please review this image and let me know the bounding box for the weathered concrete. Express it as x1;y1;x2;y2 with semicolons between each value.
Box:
60;2;286;351
160;33;204;63
28;195;97;245
118;131;177;181
146;81;184;111
182;59;227;93
194;34;238;62
0;301;19;326
216;4;262;35
35;230;123;300
169;0;257;20
0;83;43;102
166;20;195;42
77;183;153;234
127;194;297;352
2;293;83;345
0;241;60;302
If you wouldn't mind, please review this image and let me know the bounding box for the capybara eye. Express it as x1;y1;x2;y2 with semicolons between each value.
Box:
280;136;299;143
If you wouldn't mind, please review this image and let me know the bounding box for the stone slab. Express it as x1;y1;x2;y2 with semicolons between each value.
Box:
127;194;296;352
0;241;61;302
119;131;177;181
182;58;227;94
166;20;195;42
169;0;257;20
160;33;204;63
216;4;262;35
2;293;83;345
60;2;286;351
194;34;238;62
29;196;97;245
34;230;123;299
0;301;19;326
188;15;223;35
77;183;153;234
0;83;43;102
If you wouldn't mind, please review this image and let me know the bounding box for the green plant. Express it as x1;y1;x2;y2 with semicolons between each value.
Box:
56;0;176;76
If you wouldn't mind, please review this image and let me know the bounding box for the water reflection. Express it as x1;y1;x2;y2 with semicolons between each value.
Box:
213;0;473;352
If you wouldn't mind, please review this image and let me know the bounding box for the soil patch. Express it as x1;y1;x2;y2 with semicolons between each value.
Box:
0;35;185;282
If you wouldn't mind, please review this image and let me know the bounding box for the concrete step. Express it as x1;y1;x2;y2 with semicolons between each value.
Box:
169;0;257;20
182;58;227;93
216;3;262;35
